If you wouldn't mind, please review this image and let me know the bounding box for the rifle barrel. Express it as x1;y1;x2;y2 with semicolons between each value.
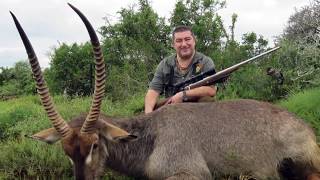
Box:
185;46;281;90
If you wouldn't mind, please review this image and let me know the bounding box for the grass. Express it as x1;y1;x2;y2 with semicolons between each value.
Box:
0;139;71;178
0;94;143;179
0;88;319;179
278;87;320;137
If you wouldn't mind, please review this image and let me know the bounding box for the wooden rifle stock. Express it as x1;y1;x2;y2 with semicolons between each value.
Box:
153;47;281;110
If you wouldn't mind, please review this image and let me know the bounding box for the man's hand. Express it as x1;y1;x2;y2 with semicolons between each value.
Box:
165;91;184;105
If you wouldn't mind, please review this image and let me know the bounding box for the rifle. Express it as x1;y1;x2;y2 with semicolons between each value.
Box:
154;46;281;110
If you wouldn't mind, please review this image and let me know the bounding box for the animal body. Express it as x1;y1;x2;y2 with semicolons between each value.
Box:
11;4;320;180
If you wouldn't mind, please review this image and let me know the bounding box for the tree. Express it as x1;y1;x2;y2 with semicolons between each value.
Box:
12;61;35;94
277;0;320;91
241;32;268;56
0;67;14;86
101;0;171;66
99;0;171;100
0;61;35;99
283;0;320;42
48;43;94;96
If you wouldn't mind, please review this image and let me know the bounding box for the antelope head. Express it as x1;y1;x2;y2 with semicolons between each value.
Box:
11;4;136;179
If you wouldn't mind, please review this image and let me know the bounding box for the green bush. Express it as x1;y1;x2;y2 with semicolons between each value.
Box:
0;83;17;100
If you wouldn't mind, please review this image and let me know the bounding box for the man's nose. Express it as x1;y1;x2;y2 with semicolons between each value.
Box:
181;40;188;47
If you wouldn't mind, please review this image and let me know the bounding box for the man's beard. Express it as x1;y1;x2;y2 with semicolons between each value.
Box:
178;49;194;60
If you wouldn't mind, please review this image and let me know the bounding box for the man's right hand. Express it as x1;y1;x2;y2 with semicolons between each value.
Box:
165;91;183;105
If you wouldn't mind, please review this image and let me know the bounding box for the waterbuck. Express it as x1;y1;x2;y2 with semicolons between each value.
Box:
11;4;320;180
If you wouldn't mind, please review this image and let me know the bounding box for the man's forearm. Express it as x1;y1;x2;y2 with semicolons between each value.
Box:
165;85;216;105
144;89;160;114
184;86;216;99
144;99;156;114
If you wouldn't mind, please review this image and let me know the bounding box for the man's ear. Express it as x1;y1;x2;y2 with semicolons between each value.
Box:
28;128;61;144
100;122;138;143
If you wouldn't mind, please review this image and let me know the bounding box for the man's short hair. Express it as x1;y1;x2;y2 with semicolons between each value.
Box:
172;25;195;41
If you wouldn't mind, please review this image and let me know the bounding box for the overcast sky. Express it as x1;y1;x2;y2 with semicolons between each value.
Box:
0;0;309;68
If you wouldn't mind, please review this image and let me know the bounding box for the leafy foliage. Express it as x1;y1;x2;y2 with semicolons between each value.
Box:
48;42;95;96
0;61;35;99
275;0;320;94
282;0;320;42
99;0;171;100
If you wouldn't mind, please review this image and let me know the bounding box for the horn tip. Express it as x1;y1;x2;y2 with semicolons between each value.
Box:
67;3;75;9
9;11;16;18
10;11;20;26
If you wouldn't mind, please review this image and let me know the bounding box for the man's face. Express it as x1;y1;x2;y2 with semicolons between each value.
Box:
172;30;196;59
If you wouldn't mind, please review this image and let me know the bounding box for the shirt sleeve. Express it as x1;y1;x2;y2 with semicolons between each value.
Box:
148;60;165;93
202;56;215;72
202;56;219;87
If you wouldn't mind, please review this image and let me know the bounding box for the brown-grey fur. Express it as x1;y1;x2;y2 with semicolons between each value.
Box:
68;99;320;179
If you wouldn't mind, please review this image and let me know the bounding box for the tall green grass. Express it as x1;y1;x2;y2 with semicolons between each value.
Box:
279;87;320;137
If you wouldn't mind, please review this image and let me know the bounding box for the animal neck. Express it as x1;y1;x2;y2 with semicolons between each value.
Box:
104;116;156;178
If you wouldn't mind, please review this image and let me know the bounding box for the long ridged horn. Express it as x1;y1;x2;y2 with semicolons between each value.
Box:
68;4;106;134
10;11;72;138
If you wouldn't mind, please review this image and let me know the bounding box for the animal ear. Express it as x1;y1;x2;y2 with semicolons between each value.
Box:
101;122;138;142
113;134;138;143
28;127;61;144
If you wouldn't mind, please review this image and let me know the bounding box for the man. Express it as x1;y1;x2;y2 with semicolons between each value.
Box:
144;25;217;114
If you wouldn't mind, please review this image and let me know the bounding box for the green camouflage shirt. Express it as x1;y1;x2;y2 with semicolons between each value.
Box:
149;51;215;97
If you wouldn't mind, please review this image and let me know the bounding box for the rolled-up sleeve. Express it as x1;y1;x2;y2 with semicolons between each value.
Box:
148;60;165;93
